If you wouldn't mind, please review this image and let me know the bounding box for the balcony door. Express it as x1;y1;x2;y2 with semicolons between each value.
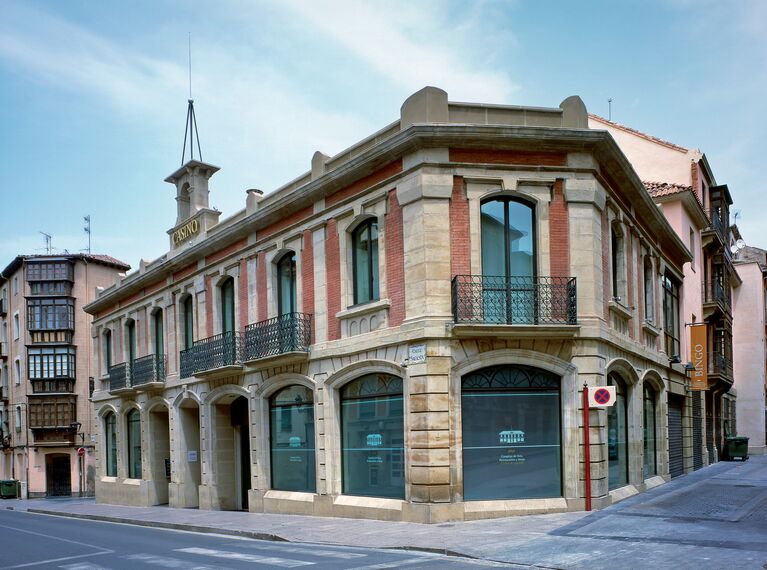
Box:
126;320;136;364
276;252;297;352
480;197;536;323
220;278;236;365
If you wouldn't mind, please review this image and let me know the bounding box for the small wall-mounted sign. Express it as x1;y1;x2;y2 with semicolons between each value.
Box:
588;386;617;408
408;344;426;364
187;450;198;462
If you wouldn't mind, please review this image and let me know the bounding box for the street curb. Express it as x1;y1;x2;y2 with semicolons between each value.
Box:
27;508;290;543
26;508;486;562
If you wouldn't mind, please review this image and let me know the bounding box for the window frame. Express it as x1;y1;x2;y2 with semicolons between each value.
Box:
220;277;235;334
105;412;118;477
268;385;316;493
126;409;142;479
182;295;194;350
480;196;537;279
351;220;380;306
276;252;297;316
662;272;681;357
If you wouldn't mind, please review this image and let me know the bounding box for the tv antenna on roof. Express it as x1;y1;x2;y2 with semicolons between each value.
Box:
83;215;91;254
39;231;52;254
181;33;202;165
608;98;613;121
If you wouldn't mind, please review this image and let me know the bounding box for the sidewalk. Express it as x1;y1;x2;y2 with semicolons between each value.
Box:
4;456;767;569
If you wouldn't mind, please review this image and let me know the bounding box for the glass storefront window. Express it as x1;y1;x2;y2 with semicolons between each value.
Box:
341;374;404;499
607;373;629;490
105;412;117;477
461;365;561;500
270;385;316;492
644;384;657;478
127;409;142;479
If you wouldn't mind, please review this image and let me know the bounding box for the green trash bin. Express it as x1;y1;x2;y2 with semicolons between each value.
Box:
0;480;18;499
723;420;749;461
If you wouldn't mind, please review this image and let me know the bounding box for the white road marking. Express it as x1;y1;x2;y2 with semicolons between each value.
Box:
176;547;315;567
347;558;429;570
123;554;226;569
227;543;367;559
59;564;111;570
3;552;111;569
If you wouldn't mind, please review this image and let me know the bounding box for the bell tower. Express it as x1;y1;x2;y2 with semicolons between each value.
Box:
165;98;221;252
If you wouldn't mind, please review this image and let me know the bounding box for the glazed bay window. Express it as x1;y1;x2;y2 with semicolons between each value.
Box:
461;365;561;500
26;298;75;330
28;346;75;382
341;374;404;499
662;272;681;357
269;385;316;492
105;412;118;477
26;261;73;281
352;220;379;305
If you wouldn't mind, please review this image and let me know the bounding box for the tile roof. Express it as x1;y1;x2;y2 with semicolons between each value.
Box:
644;181;693;198
589;114;688;153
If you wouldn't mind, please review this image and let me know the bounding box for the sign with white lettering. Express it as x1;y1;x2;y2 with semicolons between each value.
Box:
408;344;426;364
187;450;198;462
690;324;708;390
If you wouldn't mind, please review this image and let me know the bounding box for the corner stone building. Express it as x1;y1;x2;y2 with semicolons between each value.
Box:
86;87;693;522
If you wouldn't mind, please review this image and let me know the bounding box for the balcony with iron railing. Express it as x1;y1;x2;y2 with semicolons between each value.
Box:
130;354;166;388
243;313;312;363
703;207;729;245
451;275;578;337
179;315;313;378
709;352;734;388
703;278;732;317
108;362;131;393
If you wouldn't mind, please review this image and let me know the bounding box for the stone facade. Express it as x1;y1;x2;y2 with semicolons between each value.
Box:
85;87;691;522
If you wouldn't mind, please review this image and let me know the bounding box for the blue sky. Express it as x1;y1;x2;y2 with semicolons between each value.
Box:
1;0;765;270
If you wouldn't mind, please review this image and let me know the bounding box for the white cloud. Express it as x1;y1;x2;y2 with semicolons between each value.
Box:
279;0;517;102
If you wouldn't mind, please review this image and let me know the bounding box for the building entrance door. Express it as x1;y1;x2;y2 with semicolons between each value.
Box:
46;454;71;496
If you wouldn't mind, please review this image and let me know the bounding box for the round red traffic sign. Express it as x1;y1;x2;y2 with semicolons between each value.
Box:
594;388;611;405
77;447;86;457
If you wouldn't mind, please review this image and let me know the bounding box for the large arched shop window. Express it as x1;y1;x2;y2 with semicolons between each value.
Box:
607;373;629;489
126;409;142;479
104;412;117;477
480;197;535;323
270;385;316;492
352;219;379;305
462;364;561;500
341;374;404;499
644;384;657;477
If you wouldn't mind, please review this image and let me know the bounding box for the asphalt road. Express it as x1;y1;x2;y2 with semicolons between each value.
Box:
0;509;513;570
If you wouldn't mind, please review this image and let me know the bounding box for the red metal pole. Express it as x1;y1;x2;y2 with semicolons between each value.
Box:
583;383;592;511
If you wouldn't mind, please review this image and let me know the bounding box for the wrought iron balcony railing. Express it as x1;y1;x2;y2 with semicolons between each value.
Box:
179;347;195;379
703;279;731;312
108;362;130;392
704;208;728;243
709;353;733;380
243;312;312;362
192;331;242;374
452;275;577;325
131;354;166;386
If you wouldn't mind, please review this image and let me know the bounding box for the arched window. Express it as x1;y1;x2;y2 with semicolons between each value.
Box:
269;385;315;492
480;197;536;323
220;278;235;334
276;252;297;316
153;310;163;357
182;295;194;350
607;373;629;489
611;225;625;301
103;329;112;372
461;364;561;500
105;412;117;477
352;220;379;305
125;320;136;363
341;374;404;499
127;409;142;479
644;384;657;478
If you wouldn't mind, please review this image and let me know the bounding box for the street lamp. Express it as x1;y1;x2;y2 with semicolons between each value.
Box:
69;421;85;443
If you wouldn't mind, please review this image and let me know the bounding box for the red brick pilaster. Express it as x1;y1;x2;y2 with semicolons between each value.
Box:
239;259;248;331
301;230;315;343
549;179;569;277
326;220;341;340
386;190;405;326
257;251;267;322
449;176;470;277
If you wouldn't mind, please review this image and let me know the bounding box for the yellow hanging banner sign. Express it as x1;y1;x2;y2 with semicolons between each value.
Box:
689;324;708;390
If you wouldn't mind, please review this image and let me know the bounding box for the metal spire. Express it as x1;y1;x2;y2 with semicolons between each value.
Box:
181;34;203;164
